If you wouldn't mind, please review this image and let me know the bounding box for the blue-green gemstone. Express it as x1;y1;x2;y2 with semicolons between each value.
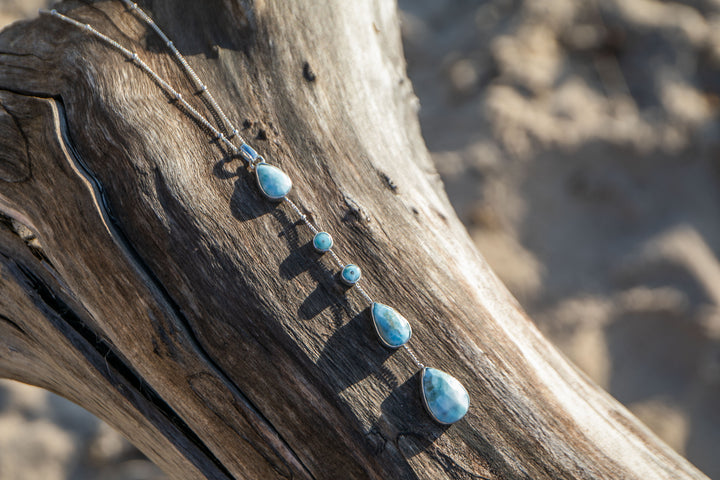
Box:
256;162;292;200
421;367;469;424
340;264;361;285
313;232;333;252
371;303;412;348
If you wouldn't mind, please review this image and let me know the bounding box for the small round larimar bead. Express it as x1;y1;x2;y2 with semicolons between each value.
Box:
340;264;361;286
313;232;333;252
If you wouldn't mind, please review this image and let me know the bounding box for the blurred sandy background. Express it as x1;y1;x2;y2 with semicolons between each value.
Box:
2;0;719;478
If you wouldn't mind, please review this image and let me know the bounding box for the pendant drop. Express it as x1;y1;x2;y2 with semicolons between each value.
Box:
313;231;333;252
371;302;412;348
340;264;361;285
420;367;469;424
256;162;292;200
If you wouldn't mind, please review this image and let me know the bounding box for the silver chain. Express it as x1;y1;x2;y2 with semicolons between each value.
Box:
41;5;246;159
120;0;241;144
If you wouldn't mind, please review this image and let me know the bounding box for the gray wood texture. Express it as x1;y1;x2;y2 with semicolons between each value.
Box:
0;1;709;478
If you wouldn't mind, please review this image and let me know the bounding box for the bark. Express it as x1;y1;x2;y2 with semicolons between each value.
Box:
0;1;708;479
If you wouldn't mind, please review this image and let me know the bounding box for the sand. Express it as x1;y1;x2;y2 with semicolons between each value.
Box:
0;0;718;478
401;0;720;476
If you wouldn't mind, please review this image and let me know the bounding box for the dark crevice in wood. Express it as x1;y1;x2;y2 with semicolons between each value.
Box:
52;97;317;480
0;50;47;61
13;262;235;480
378;171;399;194
0;311;26;336
302;62;316;82
0;213;52;267
0;86;57;102
0;211;17;231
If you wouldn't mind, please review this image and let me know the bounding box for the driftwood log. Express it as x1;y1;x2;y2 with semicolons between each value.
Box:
0;1;709;479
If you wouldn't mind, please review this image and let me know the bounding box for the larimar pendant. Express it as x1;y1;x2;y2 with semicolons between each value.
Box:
44;2;475;428
256;162;292;200
421;367;469;424
371;303;412;348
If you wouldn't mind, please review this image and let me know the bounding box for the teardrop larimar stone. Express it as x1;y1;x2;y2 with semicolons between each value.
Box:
371;302;412;348
255;162;292;200
421;367;469;424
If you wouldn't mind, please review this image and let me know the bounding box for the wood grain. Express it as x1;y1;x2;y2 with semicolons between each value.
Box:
0;1;709;478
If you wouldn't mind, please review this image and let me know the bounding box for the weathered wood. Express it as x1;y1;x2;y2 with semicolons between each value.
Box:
0;1;709;479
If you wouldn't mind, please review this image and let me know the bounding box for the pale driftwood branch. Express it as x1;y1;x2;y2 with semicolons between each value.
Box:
0;1;708;479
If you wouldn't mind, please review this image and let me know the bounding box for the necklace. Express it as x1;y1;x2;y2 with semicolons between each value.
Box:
42;1;470;425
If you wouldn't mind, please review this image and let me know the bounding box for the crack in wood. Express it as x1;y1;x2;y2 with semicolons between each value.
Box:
0;312;26;336
14;261;236;479
50;95;317;480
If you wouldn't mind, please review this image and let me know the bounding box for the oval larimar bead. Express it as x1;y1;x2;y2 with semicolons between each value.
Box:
371;302;412;348
340;264;361;285
313;232;333;252
421;367;469;424
255;162;292;200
